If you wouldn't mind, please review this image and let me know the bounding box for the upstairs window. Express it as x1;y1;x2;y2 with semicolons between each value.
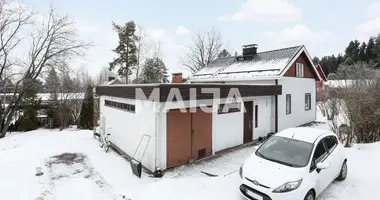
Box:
296;63;304;77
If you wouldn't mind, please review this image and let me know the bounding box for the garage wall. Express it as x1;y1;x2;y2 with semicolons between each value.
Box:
213;107;244;152
99;96;158;172
277;77;316;131
252;96;273;139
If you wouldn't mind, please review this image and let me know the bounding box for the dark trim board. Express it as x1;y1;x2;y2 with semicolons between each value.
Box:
96;83;282;102
275;80;279;133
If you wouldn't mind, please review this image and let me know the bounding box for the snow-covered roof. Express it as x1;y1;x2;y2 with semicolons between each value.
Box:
37;93;85;101
190;45;321;82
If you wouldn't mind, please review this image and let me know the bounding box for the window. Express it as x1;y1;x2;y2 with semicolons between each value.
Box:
296;63;304;77
286;94;291;114
324;136;338;152
311;141;327;170
218;102;241;114
104;100;135;113
255;136;314;167
255;105;258;128
305;93;311;110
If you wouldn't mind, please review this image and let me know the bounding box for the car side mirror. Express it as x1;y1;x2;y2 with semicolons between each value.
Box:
316;162;329;170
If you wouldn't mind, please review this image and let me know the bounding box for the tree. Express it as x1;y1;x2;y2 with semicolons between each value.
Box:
79;84;94;129
359;42;367;62
182;28;222;73
367;37;377;61
95;66;117;85
312;57;320;65
19;79;42;131
109;21;138;83
345;40;360;62
218;49;231;58
0;4;91;138
140;57;169;83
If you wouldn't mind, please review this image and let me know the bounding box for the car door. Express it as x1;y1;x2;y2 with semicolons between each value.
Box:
310;139;330;195
323;136;340;181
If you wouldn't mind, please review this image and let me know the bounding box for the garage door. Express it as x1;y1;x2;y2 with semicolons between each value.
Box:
166;109;192;168
166;107;213;168
191;107;212;159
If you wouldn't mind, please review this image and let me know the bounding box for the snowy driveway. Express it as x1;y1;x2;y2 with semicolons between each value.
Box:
0;129;378;200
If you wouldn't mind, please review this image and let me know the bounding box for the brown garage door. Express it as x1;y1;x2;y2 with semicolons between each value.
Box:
191;107;212;159
166;109;192;168
166;107;213;168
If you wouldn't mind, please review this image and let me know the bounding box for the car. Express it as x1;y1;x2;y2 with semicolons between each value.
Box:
239;127;347;200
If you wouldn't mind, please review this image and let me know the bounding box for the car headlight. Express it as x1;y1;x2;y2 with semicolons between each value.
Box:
272;179;302;193
239;164;243;178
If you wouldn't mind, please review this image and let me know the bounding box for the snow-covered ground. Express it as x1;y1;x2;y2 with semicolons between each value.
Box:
0;109;378;200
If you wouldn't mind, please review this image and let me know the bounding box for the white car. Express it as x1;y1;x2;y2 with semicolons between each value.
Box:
239;127;347;200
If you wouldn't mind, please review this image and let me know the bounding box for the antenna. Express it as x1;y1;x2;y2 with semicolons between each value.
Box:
292;132;295;138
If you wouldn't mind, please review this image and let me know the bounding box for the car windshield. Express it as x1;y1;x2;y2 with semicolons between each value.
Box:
256;136;313;167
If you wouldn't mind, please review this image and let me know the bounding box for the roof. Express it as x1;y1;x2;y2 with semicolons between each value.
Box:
316;65;327;81
96;83;282;102
190;45;321;82
275;127;331;144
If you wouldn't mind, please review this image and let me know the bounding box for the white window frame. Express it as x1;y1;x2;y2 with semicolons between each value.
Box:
296;63;304;77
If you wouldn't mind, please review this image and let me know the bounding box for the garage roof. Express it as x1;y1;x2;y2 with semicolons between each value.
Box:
96;83;282;102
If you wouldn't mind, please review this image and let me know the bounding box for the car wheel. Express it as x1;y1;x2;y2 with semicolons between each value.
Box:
337;160;347;181
304;190;314;200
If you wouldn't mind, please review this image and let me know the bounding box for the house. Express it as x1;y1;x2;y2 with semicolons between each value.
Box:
315;64;328;101
95;44;321;173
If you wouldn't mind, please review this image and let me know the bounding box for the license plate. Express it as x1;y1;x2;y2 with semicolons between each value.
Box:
246;190;263;200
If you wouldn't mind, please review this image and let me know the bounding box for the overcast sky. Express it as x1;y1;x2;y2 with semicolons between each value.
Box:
22;0;380;78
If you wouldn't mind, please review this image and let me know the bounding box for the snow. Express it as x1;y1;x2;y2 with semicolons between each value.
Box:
220;58;289;74
0;108;379;200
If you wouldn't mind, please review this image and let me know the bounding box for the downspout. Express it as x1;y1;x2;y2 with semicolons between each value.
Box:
275;80;279;133
154;101;162;175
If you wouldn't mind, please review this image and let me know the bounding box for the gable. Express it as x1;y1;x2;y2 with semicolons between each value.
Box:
284;52;319;80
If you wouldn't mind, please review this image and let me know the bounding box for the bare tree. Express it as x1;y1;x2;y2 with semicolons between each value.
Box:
319;63;380;147
0;3;91;138
181;28;222;73
135;25;148;81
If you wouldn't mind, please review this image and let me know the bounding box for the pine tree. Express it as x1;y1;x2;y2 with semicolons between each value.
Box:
62;73;75;93
312;57;320;65
45;68;60;128
141;57;169;83
359;42;367;62
345;40;360;61
19;79;42;131
79;84;94;129
367;37;377;61
218;49;231;58
375;34;380;62
109;21;138;83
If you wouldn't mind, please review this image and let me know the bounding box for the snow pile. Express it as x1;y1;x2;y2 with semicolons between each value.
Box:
0;109;379;200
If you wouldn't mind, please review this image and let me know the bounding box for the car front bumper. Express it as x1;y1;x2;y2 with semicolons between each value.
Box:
239;180;306;200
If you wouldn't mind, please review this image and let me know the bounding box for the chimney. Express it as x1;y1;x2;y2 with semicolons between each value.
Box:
108;76;115;82
242;44;258;59
171;73;182;83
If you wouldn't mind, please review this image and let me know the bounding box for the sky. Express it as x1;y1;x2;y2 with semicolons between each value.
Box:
22;0;380;79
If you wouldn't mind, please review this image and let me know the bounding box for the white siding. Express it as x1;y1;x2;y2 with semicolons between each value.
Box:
252;96;273;139
277;77;316;131
99;96;158;172
213;107;244;152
